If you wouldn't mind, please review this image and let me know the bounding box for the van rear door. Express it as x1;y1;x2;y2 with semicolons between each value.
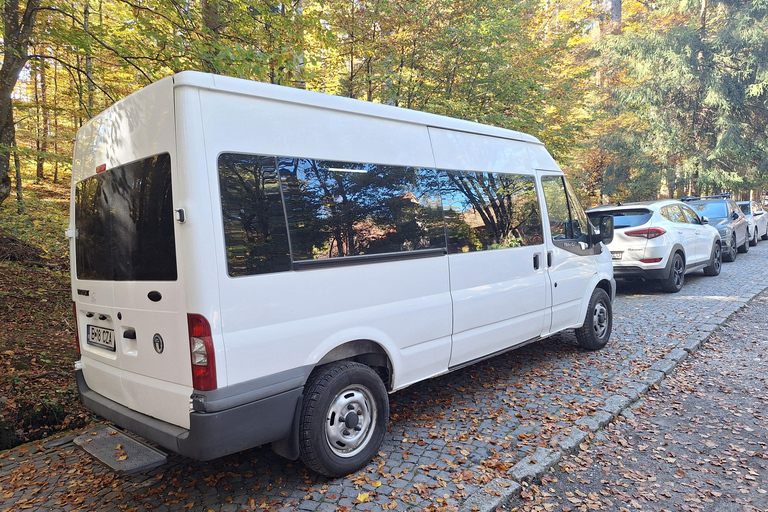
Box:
71;78;193;429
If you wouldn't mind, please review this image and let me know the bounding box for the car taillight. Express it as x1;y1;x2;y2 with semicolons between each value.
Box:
72;302;80;355
625;227;666;239
188;314;217;391
640;258;663;263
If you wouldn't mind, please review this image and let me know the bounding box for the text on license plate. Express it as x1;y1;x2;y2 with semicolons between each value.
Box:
611;251;623;260
87;325;116;351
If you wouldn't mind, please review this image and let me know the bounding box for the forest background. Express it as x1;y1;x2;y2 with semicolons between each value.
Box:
0;0;767;449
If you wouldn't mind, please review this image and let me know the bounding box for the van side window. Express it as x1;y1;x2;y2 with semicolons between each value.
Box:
439;171;544;252
278;158;446;261
541;175;590;245
218;154;292;276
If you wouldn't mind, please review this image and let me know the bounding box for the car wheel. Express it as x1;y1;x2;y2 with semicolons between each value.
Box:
299;361;388;477
749;227;758;246
703;242;721;276
660;252;685;293
723;234;737;262
575;288;612;351
738;232;749;253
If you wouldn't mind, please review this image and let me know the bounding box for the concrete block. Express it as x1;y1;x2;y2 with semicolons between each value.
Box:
457;478;521;512
508;447;561;483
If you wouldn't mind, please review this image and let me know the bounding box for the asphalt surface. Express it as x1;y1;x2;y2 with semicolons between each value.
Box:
2;241;768;512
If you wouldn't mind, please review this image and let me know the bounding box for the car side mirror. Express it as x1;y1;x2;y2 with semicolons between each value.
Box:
701;216;709;225
592;215;614;245
732;211;739;220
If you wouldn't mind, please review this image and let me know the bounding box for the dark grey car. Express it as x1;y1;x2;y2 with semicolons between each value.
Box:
682;195;749;262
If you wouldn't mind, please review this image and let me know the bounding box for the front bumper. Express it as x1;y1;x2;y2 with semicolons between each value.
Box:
76;369;302;461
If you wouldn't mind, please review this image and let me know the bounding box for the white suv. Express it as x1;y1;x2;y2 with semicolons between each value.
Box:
587;200;722;293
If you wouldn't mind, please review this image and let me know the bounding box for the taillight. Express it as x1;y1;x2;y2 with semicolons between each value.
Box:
640;258;663;263
72;302;81;355
625;227;666;239
187;314;217;391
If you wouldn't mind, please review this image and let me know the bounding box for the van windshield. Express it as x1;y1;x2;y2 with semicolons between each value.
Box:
74;153;177;281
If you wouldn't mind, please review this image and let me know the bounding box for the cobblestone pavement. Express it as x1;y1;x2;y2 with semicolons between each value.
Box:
2;242;768;512
502;289;768;512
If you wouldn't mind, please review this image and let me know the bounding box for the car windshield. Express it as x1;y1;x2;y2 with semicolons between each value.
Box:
691;202;727;219
739;203;751;215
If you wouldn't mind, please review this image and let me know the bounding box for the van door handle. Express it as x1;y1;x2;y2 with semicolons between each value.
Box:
533;253;540;270
547;251;553;267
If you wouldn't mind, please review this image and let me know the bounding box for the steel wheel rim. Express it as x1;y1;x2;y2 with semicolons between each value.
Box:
673;256;684;288
324;385;377;458
592;300;608;340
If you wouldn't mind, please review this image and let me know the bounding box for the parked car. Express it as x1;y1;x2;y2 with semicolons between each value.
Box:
587;199;721;293
682;194;749;262
737;200;768;246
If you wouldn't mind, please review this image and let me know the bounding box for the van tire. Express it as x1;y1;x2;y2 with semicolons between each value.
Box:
299;361;388;477
575;288;612;351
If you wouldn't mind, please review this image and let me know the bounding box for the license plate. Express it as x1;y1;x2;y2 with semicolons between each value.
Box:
611;251;623;260
87;325;116;351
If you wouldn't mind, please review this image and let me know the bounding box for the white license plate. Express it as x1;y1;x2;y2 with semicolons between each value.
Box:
611;251;623;260
87;325;116;351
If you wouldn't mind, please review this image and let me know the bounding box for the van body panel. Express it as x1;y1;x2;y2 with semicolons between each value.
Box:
69;72;614;466
427;127;532;173
446;248;548;366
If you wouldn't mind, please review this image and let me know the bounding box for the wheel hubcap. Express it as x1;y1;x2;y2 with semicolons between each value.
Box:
325;385;377;458
592;301;608;339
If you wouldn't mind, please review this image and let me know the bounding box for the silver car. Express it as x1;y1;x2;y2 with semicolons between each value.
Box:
738;200;768;246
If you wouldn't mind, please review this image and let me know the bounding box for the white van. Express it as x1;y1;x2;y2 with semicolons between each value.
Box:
68;71;615;477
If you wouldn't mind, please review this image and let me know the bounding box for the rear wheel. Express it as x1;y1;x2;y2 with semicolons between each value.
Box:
723;234;737;262
660;252;685;293
299;361;388;477
738;232;749;253
703;242;722;276
575;288;612;351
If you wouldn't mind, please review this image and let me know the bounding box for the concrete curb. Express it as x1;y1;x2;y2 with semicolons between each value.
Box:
458;285;766;512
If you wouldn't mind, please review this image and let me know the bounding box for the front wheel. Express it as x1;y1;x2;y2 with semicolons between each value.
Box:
299;361;389;477
660;252;685;293
703;242;721;276
574;288;612;351
750;227;758;246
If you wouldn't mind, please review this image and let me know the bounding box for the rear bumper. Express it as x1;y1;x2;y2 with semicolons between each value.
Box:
76;369;302;460
613;265;669;280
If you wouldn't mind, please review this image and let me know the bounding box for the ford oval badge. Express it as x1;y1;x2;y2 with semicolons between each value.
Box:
153;333;164;354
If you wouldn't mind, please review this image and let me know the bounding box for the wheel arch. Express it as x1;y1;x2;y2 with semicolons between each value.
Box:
316;339;394;391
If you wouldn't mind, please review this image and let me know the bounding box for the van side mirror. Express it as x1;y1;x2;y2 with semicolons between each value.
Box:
592;215;614;245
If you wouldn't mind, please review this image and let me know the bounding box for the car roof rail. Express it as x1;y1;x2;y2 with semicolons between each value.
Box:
680;193;731;202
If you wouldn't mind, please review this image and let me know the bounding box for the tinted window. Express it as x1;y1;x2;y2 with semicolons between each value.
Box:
541;176;590;244
218;154;291;276
680;204;701;224
75;153;177;281
739;203;751;215
661;205;686;223
439;171;543;252
278;158;446;261
599;209;652;229
691;202;727;219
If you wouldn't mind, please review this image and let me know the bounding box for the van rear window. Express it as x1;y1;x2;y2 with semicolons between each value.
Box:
74;153;177;281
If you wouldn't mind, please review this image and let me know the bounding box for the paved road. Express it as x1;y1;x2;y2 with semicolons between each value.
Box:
2;242;768;512
503;289;768;512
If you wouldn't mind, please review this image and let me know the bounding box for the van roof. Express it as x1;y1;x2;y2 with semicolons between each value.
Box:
169;71;542;146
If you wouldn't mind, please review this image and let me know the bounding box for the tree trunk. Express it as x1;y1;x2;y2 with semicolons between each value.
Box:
13;141;23;214
0;0;41;207
611;0;622;34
